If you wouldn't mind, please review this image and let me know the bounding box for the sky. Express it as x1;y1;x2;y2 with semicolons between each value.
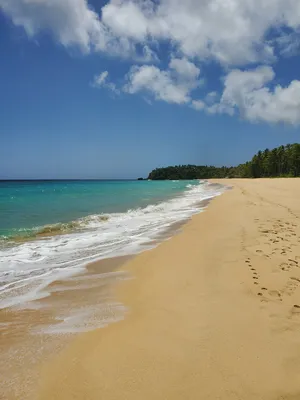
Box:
0;0;300;179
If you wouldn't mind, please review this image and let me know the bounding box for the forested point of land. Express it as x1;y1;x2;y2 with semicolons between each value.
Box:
147;144;300;180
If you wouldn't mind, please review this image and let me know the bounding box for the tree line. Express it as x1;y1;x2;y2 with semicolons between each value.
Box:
147;143;300;180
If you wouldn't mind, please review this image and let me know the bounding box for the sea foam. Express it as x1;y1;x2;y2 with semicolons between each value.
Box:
0;181;224;310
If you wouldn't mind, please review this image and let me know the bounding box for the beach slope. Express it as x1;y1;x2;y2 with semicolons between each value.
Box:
38;179;300;400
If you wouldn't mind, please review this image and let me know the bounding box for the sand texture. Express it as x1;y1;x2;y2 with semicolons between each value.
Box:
14;179;300;399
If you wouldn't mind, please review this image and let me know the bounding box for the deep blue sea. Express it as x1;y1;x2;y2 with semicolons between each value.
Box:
0;180;224;310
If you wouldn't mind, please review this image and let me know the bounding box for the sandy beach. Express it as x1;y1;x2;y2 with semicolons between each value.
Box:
3;178;300;399
32;178;300;400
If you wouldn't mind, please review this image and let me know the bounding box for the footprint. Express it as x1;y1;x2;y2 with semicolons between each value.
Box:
292;305;300;315
284;279;299;296
269;290;281;298
280;262;289;271
288;259;298;265
291;277;300;282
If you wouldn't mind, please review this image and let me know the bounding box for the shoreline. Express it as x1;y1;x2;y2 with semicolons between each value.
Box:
1;180;222;311
37;178;300;400
0;187;221;400
2;178;300;399
1;254;134;400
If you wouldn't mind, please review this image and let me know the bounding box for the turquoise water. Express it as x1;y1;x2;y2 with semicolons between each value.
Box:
0;179;224;310
0;180;193;239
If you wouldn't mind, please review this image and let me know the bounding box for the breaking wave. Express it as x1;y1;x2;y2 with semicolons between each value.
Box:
0;181;225;309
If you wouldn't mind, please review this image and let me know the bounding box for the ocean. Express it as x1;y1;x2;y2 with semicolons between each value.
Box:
0;180;224;310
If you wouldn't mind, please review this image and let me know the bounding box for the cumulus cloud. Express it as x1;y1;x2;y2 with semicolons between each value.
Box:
124;59;200;104
2;0;300;64
2;0;300;125
0;0;151;59
101;0;300;65
0;0;103;52
169;58;200;80
201;66;300;125
101;1;150;41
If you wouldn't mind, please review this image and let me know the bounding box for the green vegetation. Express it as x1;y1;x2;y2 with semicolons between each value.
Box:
147;144;300;180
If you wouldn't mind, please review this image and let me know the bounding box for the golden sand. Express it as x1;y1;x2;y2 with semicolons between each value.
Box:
33;178;300;400
2;179;300;400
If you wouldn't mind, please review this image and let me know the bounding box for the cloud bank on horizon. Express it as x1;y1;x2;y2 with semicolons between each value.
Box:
1;0;300;125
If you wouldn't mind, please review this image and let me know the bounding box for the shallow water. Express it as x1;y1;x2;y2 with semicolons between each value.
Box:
0;180;224;309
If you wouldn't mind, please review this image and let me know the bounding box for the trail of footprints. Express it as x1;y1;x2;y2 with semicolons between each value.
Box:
245;217;300;314
245;256;300;311
256;218;299;271
245;257;280;298
258;220;299;250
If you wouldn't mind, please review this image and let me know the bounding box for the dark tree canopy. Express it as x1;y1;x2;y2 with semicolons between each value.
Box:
147;144;300;180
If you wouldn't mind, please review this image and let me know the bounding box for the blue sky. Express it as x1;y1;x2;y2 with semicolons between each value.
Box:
0;0;300;179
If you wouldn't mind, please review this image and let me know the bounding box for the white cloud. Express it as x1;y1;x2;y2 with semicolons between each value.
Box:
0;0;103;52
169;58;200;79
205;91;219;105
217;66;276;115
276;32;300;57
0;0;150;59
2;0;300;65
141;45;159;62
101;1;149;41
124;65;189;104
2;0;300;125
124;58;201;104
101;0;300;65
92;71;119;94
203;66;300;125
191;100;205;110
93;71;109;86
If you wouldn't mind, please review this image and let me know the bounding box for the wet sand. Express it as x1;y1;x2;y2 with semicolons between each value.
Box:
34;178;300;400
0;256;132;400
0;209;201;399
